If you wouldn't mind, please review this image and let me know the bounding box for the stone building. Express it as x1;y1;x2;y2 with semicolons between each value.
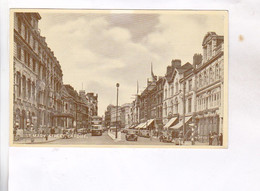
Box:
13;12;63;132
120;103;131;129
104;104;114;127
110;106;121;127
193;32;224;142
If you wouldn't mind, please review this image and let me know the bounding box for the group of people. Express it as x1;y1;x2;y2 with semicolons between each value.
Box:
209;131;223;146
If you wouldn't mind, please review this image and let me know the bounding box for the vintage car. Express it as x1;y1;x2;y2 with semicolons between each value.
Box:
125;131;138;141
159;133;174;143
77;128;88;135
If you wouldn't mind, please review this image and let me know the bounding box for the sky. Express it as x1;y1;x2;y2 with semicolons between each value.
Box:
38;10;225;116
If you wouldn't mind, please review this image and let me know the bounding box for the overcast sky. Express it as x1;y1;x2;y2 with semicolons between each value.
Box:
38;10;225;116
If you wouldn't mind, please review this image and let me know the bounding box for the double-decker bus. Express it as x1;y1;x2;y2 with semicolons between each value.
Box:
91;116;103;136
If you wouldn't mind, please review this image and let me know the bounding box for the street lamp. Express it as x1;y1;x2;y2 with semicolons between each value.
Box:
116;83;119;139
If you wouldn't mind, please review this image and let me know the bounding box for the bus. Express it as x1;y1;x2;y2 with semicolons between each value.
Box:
91;116;103;136
91;125;103;136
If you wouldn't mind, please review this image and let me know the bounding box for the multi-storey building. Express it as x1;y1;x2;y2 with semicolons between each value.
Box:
110;106;121;127
13;12;63;132
163;60;182;128
120;103;131;129
130;94;141;127
104;104;114;127
193;32;224;142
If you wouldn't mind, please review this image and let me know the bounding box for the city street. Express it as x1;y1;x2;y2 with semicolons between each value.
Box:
44;131;174;145
43;131;208;146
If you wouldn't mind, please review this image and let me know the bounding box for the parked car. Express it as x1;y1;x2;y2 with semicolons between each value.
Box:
125;131;138;141
78;128;87;135
159;134;173;143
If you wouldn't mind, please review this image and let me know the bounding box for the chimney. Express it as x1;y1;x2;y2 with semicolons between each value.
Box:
171;59;181;68
193;54;202;67
166;66;173;77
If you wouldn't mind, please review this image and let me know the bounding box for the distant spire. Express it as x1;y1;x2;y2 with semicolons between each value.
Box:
137;80;139;95
151;62;157;81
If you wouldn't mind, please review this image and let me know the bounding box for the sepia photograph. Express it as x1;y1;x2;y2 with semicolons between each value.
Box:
10;9;228;147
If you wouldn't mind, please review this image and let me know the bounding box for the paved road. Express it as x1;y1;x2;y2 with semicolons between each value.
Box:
46;131;174;145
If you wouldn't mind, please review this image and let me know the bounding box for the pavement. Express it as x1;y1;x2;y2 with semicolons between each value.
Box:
14;135;60;144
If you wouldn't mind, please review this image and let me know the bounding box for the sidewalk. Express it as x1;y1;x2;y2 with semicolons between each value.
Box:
14;136;60;144
107;131;122;142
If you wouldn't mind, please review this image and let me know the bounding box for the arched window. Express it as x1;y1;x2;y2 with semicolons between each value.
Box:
165;87;167;99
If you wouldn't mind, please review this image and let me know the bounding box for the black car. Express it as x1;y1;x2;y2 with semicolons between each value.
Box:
125;132;138;141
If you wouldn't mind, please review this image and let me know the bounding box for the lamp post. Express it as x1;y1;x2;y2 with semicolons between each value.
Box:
115;83;119;139
182;82;186;144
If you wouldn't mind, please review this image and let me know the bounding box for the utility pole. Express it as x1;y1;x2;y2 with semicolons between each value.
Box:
183;82;186;144
115;83;119;139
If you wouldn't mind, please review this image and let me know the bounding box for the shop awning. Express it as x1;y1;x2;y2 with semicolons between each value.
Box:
144;119;154;129
164;117;178;129
170;116;192;130
135;123;146;129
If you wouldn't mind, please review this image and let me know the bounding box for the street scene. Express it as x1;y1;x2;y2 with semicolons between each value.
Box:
11;10;227;147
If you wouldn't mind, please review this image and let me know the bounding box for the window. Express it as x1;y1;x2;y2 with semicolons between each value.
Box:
33;38;36;50
27;79;31;99
175;81;179;94
188;98;192;113
209;68;213;83
16;72;21;97
165;88;167;99
17;44;21;60
171;85;174;96
199;74;202;87
18;17;22;33
208;43;212;58
164;102;167;117
216;64;219;80
22;75;26;99
24;26;28;41
204;71;207;86
171;100;173;113
32;82;35;101
33;59;36;72
188;79;192;91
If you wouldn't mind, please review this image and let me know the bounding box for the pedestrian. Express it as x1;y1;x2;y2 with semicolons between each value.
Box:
209;131;213;145
212;132;218;145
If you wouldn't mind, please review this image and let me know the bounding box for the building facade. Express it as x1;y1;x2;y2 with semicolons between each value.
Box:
193;32;224;142
13;12;98;135
13;12;63;133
